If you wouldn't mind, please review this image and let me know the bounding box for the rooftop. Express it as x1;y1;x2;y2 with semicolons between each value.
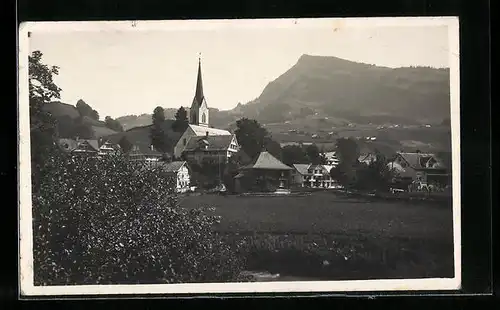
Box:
241;151;293;171
189;124;231;136
184;134;235;152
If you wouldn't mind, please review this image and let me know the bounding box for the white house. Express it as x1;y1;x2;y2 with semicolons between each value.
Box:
182;133;239;165
323;151;339;166
98;140;121;156
291;164;340;189
174;125;232;159
158;161;191;193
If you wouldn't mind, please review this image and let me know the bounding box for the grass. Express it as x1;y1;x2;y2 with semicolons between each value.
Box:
179;192;455;280
179;192;453;238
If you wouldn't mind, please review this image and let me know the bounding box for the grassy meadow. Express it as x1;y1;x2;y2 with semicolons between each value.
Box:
179;192;455;280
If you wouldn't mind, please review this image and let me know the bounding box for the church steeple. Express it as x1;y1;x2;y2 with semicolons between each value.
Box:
194;55;204;105
190;54;209;127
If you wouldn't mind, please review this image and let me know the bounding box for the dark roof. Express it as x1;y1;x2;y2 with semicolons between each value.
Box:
58;138;99;152
241;151;293;171
293;164;310;175
397;152;445;170
184;135;234;152
158;161;187;173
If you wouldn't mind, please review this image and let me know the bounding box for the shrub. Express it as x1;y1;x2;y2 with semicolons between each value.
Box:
32;153;246;285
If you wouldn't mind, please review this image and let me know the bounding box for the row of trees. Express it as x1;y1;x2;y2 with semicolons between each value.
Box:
28;51;245;285
330;137;396;192
281;144;326;166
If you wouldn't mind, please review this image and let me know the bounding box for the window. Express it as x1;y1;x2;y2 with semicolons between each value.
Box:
183;138;187;146
202;113;206;123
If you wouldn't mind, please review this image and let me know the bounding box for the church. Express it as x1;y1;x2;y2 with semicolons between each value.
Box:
173;57;240;162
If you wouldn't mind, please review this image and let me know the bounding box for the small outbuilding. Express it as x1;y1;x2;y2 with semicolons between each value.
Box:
234;151;293;193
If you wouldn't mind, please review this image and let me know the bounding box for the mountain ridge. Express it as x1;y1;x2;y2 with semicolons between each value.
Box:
115;54;450;131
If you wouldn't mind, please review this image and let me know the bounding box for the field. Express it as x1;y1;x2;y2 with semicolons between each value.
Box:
179;192;455;280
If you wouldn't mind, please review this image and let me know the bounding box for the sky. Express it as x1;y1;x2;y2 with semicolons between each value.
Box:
28;19;452;119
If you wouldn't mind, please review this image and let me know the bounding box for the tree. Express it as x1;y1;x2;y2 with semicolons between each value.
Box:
29;50;62;190
118;136;133;153
330;138;360;190
234;118;281;160
305;144;323;165
263;137;282;160
90;109;99;121
73;116;95;139
152;106;165;124
172;107;189;133
282;145;308;166
105;116;124;132
76;99;92;117
355;151;395;192
150;106;168;153
32;154;247;285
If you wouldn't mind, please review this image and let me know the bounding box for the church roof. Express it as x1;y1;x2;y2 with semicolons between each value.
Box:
184;135;234;152
241;151;293;171
189;124;231;136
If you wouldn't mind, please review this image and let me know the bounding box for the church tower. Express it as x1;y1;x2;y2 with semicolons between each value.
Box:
189;56;209;127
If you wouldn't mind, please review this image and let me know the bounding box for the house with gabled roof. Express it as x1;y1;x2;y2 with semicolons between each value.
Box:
388;151;451;187
98;140;122;156
158;160;191;193
291;163;340;189
128;144;164;166
58;138;99;157
181;133;239;165
323;151;339;166
234;151;293;193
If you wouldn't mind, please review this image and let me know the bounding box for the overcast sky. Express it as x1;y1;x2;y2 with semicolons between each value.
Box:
28;19;451;119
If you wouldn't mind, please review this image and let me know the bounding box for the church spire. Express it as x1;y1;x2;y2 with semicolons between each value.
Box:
194;53;204;105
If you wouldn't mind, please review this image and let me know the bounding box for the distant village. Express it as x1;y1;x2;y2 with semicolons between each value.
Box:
56;58;452;196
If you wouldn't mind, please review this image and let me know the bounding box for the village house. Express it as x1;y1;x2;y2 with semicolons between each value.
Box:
128;144;164;166
98;140;122;156
182;133;239;165
291;164;339;189
387;151;451;189
173;57;234;159
157;161;191;193
58;138;99;157
323;151;339;166
358;153;378;165
234;151;293;193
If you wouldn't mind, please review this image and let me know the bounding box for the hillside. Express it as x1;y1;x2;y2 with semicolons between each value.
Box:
239;54;450;125
42;101;118;139
116;107;234;132
104;119;182;154
114;55;452;153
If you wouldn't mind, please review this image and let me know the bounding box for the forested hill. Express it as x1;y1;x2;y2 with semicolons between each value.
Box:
116;54;450;131
235;54;451;125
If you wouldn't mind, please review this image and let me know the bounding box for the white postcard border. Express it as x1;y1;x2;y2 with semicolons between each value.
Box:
18;17;461;296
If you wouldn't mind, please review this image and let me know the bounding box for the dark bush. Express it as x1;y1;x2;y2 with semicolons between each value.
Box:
32;153;246;285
